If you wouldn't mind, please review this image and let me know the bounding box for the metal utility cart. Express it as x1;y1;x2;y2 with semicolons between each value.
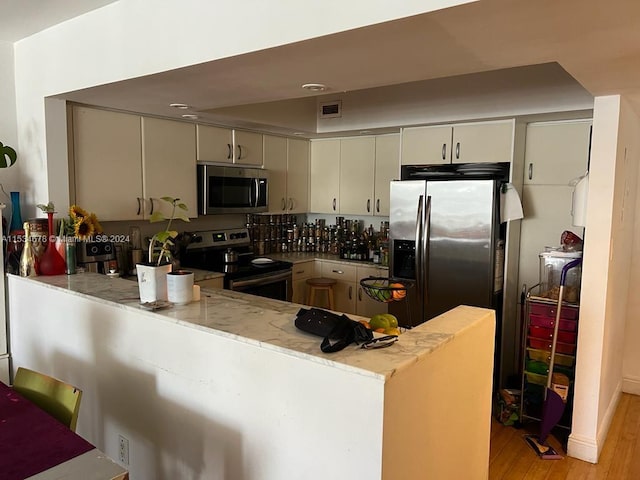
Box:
519;284;580;430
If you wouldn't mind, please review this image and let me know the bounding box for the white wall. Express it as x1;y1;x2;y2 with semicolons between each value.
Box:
0;41;20;193
12;0;473;216
568;95;640;462
623;102;640;395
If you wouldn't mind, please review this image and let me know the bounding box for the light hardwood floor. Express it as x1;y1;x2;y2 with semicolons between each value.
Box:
489;393;640;479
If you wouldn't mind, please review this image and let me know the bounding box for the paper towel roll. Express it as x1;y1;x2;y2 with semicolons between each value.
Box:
571;173;589;227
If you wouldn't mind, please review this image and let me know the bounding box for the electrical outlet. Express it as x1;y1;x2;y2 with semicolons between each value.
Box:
118;434;129;465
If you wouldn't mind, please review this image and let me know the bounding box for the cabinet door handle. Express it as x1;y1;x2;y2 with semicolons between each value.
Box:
289;198;294;210
136;197;142;215
376;199;380;213
367;199;371;213
332;269;344;274
237;145;243;160
149;198;155;215
227;144;232;160
281;198;286;210
455;142;460;160
349;285;352;300
358;287;362;301
295;270;305;274
442;143;447;160
528;163;533;180
333;198;336;211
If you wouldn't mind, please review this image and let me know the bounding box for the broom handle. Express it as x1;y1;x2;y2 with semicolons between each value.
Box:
546;258;583;390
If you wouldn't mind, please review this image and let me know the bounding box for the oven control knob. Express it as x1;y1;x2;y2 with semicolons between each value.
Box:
191;235;203;243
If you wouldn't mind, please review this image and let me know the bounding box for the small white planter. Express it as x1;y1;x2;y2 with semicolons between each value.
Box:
167;270;194;305
136;263;172;303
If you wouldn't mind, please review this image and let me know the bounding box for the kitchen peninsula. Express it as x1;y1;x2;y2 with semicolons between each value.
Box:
7;273;495;480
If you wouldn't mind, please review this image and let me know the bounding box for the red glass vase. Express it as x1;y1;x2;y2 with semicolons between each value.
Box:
38;212;66;275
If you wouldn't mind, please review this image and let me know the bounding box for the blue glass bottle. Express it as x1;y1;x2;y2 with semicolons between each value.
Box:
9;191;23;232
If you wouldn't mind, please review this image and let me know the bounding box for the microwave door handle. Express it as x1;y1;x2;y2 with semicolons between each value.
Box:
253;178;260;207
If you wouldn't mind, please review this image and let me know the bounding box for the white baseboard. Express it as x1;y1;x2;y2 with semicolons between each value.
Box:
567;382;622;464
567;433;599;463
622;375;640;395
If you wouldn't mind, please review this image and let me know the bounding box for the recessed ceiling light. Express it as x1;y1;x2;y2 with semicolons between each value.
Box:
182;114;198;119
301;83;327;92
170;103;190;109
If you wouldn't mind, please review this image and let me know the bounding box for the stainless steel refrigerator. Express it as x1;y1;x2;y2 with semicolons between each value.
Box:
389;163;509;329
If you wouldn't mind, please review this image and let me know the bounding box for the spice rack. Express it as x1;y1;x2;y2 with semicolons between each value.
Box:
519;286;580;429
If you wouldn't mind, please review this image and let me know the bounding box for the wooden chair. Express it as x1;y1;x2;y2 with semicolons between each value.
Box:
13;367;83;432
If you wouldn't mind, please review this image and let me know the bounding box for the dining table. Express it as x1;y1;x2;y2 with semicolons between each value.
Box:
0;380;128;480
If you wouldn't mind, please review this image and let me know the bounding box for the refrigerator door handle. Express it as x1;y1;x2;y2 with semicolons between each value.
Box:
415;195;424;294
423;195;432;303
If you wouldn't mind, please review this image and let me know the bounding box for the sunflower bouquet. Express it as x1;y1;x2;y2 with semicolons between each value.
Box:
64;205;103;240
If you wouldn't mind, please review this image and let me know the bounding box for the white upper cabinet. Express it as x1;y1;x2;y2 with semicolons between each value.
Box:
73;107;196;221
310;139;341;214
73;106;143;221
451;120;514;164
401;125;452;165
197;125;263;166
523;120;592;185
141;117;197;219
401;119;514;165
286;138;309;214
263;135;288;212
263;135;309;214
234;130;263;166
374;134;400;216
339;137;376;216
196;125;233;164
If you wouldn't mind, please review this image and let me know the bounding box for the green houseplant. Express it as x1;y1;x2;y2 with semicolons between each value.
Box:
137;197;189;304
148;196;190;265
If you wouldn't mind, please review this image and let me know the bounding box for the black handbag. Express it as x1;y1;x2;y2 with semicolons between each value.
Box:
294;307;373;353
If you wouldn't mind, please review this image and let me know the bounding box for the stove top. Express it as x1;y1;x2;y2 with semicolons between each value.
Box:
180;228;292;280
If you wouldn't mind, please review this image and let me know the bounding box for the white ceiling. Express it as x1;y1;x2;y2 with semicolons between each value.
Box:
6;0;640;135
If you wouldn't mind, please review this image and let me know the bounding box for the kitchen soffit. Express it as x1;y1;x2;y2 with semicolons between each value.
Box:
55;0;639;135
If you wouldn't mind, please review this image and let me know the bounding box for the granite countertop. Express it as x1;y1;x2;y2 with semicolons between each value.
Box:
12;273;492;381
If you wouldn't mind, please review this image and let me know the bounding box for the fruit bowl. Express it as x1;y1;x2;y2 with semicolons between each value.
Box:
360;277;413;303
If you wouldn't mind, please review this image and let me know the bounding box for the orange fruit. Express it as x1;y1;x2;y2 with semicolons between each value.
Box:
390;282;406;300
359;320;371;330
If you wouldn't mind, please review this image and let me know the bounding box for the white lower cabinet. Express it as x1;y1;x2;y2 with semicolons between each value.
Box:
313;260;389;317
196;277;224;289
292;260;316;305
321;261;357;314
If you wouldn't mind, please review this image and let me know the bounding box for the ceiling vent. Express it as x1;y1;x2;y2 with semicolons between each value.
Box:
319;100;342;119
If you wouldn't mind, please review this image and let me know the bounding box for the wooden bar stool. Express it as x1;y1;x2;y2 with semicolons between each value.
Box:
306;277;337;310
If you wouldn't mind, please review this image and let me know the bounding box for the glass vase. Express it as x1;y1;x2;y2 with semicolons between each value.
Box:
38;212;66;276
9;191;23;233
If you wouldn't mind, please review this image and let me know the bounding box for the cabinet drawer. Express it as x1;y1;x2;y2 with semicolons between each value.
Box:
527;337;576;355
528;326;576;345
292;261;314;280
529;314;577;332
321;262;357;282
529;303;578;320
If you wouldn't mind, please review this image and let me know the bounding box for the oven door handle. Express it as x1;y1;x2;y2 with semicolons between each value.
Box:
230;270;292;289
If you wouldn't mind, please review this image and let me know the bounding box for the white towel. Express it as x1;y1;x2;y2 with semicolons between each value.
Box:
500;183;524;223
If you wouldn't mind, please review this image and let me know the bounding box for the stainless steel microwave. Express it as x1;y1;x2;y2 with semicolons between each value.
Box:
197;163;268;215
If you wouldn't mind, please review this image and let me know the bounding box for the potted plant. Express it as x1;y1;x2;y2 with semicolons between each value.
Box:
137;197;190;303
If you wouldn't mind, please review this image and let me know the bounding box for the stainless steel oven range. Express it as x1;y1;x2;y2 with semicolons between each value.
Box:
180;227;292;302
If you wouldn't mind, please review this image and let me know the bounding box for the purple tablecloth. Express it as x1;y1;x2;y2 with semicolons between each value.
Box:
0;381;94;479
